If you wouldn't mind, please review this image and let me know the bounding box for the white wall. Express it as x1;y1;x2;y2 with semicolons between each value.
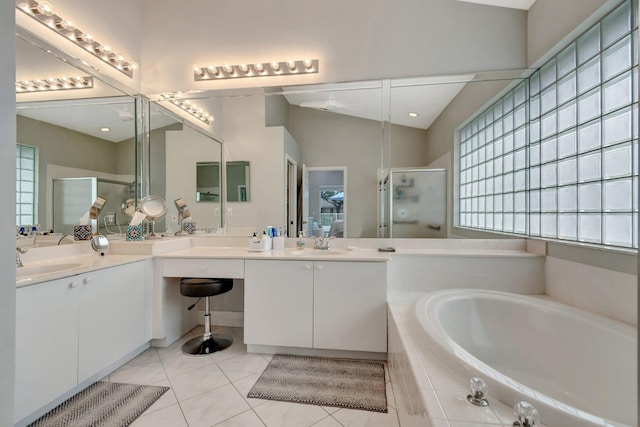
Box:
166;127;222;231
545;257;637;326
1;2;16;424
139;0;527;94
222;96;287;235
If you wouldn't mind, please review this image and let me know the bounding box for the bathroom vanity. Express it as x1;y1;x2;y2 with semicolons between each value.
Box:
155;245;390;357
14;257;152;423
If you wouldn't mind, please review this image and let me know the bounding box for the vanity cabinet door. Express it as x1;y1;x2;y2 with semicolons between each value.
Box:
244;260;314;348
78;261;147;383
15;277;80;423
313;261;387;352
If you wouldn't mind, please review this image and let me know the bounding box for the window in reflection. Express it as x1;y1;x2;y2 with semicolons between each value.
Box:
196;162;220;202
226;161;250;202
16;144;37;228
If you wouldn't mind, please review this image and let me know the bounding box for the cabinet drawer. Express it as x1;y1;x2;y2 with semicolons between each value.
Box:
162;258;244;278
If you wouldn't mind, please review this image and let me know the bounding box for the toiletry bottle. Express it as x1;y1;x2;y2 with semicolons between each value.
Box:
296;231;305;248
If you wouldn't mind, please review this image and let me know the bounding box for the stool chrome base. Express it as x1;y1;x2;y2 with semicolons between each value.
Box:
182;335;232;356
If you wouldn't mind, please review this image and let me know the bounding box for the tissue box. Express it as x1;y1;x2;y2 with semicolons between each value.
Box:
73;225;92;241
183;221;196;235
126;225;143;241
248;236;271;252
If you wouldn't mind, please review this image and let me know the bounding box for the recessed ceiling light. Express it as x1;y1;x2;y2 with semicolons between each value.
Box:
408;112;419;118
100;127;110;132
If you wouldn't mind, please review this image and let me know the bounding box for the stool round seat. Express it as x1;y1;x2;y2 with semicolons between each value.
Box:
180;278;233;298
179;277;234;356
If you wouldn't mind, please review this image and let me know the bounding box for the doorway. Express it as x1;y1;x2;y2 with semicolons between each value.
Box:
302;166;347;238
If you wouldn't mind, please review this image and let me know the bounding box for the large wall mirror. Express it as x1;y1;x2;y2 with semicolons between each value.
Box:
170;71;528;238
148;102;223;234
16;32;139;238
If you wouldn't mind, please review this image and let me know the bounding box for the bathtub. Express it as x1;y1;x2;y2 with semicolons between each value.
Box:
414;289;637;427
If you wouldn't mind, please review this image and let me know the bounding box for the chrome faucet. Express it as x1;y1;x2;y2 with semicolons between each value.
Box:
313;236;331;250
16;247;27;267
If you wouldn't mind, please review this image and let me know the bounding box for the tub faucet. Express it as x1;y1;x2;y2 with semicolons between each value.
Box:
513;401;539;427
313;236;330;250
16;247;27;267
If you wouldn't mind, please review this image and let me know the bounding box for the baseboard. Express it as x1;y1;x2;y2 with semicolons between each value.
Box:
198;310;244;328
247;344;387;361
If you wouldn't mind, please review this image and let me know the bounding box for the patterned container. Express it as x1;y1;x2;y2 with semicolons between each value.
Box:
183;221;196;235
126;225;143;241
73;225;92;241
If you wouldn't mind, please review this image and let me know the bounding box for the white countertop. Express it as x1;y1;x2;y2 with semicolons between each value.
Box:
16;251;151;288
156;246;392;262
16;236;542;287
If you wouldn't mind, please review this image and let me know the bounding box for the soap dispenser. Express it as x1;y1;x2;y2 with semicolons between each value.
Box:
296;231;305;248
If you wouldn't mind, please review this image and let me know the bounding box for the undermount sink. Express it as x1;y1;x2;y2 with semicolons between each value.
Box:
291;249;348;256
16;262;83;278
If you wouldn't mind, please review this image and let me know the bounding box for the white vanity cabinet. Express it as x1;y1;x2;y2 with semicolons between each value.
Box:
244;259;387;353
77;261;147;382
313;261;387;352
244;260;314;348
14;260;148;423
14;275;79;423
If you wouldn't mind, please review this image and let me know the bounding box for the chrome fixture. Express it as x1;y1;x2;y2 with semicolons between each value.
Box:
513;401;539;427
16;0;138;77
15;76;93;93
194;59;318;81
313;236;331;250
160;93;213;125
16;247;27;267
466;377;489;407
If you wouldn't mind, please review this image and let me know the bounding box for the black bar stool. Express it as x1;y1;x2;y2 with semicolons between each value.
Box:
180;277;234;355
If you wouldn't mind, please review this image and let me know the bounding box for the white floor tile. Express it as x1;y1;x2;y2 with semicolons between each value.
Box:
218;353;270;382
160;350;216;379
131;403;188;427
253;400;329;427
169;362;230;402
109;349;167;385
332;406;401;427
212;409;266;427
139;378;178;415
231;373;269;408
180;382;251;427
311;415;344;426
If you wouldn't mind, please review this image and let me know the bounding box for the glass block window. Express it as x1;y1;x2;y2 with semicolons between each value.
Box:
458;0;638;249
16;144;37;228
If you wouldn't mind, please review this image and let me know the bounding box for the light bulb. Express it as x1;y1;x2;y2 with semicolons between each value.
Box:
286;60;296;71
194;66;204;76
303;59;313;69
35;1;54;16
254;63;264;72
239;64;249;73
223;64;234;74
128;62;138;71
270;61;280;71
55;19;74;31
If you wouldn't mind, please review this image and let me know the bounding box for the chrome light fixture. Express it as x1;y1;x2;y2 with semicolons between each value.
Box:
160;93;214;125
15;76;93;93
16;0;138;78
194;59;318;81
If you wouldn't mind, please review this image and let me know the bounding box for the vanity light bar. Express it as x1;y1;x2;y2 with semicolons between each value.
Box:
16;0;138;78
15;76;94;93
193;59;319;81
161;93;214;125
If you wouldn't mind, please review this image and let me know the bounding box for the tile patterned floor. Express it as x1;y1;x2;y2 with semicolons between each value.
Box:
103;326;401;427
